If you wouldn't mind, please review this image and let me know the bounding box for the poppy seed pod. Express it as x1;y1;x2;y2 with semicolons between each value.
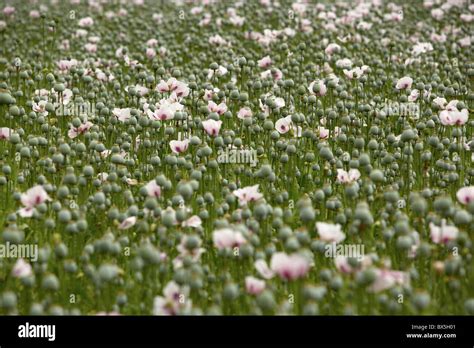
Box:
42;274;60;291
256;291;276;311
370;169;385;183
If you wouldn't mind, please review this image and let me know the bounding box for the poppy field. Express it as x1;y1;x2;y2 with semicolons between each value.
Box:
0;0;473;316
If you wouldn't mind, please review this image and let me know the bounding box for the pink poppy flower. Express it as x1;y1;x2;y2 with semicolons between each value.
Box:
29;10;40;18
459;36;471;47
336;169;361;184
335;255;372;274
2;6;15;16
275;116;293;134
336;58;353;69
147;39;158;47
212;228;246;249
124;55;139;68
112;108;131;122
144;180;161;198
78;17;94;27
412;42;433;56
75;29;88;37
207;101;228;115
316;222;346;243
258;56;272;68
34;89;49;97
57;59;78;72
308;80;328;96
396;76;413;90
431;8;444;20
153;281;191;315
460;14;474;22
429;221;458;244
12;259;32;278
260;68;283;81
432;97;447;109
203;88;219;101
152;13;163;23
233;184;263;206
229;14;245;26
245;276;266;295
181;215;202;228
146;48;156;59
60;40;70;51
88;36;100;43
95;69;111;82
274;97;285;109
156;78;189;99
446;100;460;111
260;96;285;116
202;119;222;136
191;6;203;15
147;100;182;121
439;109;469;126
408;89;420;102
270;252;311;281
118;216;137;230
343;66;369;79
325;43;341;55
209;34;227;45
237;107;252;119
384;11;403;22
319;127;330;139
56;88;73;105
97;173;109;182
254;259;274;279
0;127;12;140
369;269;410;293
68;121;93;139
169;139;189;154
207;65;228;80
85;43;97;53
18;185;51;217
430;33;446;43
456;186;474;205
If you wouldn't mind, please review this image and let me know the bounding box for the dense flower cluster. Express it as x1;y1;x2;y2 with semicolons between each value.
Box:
0;0;473;315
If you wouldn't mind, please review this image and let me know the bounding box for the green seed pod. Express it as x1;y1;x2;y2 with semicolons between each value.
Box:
1;291;17;310
370;169;384;182
42;274;60;291
256;290;276;311
223;283;239;301
412;293;430;311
